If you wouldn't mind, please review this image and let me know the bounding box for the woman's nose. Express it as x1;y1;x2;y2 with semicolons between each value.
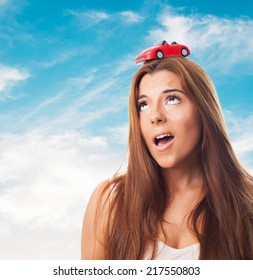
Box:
150;108;167;125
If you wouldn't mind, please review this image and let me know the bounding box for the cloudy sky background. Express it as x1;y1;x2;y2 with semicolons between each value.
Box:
0;0;253;259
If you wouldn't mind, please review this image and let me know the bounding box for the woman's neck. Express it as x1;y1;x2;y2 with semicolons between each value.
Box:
161;156;204;196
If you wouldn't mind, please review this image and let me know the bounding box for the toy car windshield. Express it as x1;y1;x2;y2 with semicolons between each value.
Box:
154;40;167;46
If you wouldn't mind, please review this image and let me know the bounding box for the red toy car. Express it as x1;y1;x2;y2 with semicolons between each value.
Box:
135;40;190;64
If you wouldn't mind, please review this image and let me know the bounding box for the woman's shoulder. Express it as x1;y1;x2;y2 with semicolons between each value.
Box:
89;179;111;205
81;178;120;259
89;178;119;209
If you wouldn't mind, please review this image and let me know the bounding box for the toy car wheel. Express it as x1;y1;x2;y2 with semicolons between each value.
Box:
156;50;164;59
181;48;189;57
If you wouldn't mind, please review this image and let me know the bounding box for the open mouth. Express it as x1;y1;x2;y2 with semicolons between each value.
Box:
154;134;175;147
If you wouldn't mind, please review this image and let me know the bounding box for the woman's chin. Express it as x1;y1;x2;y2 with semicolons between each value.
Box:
155;159;176;169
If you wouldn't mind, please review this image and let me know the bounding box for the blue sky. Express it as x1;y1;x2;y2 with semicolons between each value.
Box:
0;0;253;259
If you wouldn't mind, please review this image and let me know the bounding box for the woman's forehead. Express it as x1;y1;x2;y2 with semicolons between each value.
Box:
138;70;183;96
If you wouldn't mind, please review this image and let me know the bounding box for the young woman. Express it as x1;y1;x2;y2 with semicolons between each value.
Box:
81;56;253;260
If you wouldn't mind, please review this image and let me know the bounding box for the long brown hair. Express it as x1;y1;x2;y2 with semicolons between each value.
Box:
98;57;253;259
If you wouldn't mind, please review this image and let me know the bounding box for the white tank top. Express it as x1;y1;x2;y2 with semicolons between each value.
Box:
145;241;200;260
155;240;200;260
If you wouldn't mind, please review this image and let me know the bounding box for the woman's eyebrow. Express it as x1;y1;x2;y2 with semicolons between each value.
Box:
137;94;147;101
162;88;185;94
137;88;185;101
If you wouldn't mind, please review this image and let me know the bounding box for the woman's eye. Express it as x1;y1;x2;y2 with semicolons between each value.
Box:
166;95;181;105
138;102;149;111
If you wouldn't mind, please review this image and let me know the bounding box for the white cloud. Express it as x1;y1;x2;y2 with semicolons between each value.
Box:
37;48;86;69
21;91;66;123
20;77;120;133
225;111;253;174
0;65;29;94
21;72;96;123
0;130;124;259
67;9;110;28
85;11;109;22
119;11;144;23
19;55;134;133
107;124;128;146
147;6;253;72
233;134;253;156
67;8;144;28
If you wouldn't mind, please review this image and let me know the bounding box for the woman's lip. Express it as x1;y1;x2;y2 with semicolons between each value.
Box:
152;131;174;144
152;137;175;152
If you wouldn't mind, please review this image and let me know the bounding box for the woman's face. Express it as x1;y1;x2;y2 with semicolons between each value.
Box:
138;70;202;169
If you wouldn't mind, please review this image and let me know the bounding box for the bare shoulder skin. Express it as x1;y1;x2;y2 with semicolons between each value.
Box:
81;180;110;259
